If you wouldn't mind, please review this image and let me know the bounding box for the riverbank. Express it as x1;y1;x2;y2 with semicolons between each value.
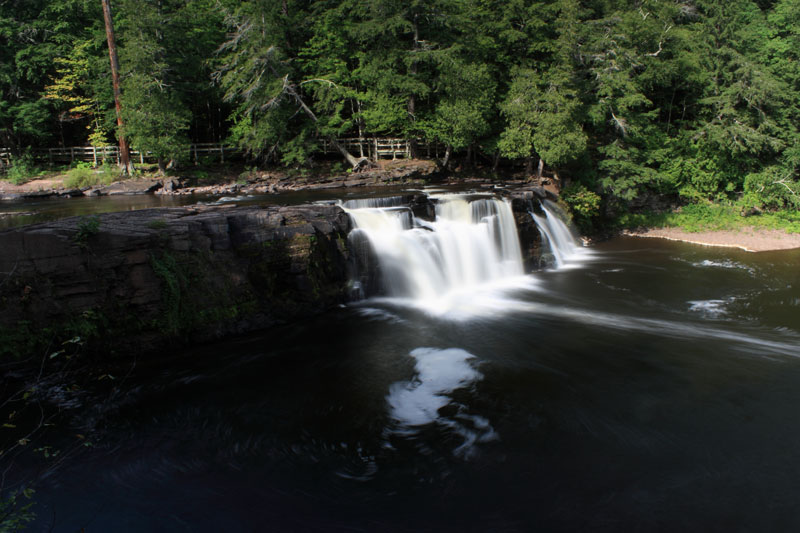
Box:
615;202;800;252
1;159;532;201
623;227;800;252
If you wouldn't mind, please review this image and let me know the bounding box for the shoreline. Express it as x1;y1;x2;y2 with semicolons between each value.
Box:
0;159;540;201
623;227;800;252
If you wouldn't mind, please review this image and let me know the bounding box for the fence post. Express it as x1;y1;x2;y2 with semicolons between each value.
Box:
140;151;144;164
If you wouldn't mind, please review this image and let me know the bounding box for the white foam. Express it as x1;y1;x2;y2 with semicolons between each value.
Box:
386;347;497;457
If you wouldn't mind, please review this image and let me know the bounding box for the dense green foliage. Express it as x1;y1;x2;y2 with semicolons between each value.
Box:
1;0;798;210
618;202;800;233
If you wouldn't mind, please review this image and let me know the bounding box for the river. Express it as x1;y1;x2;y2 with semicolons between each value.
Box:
12;191;800;531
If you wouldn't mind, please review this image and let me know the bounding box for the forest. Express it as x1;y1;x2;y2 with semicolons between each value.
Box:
1;0;799;214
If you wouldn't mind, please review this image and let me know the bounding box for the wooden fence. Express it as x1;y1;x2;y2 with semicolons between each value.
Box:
319;137;446;160
35;143;232;165
1;138;447;167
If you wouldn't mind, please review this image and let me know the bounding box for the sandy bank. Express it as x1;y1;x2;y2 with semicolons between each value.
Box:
624;227;800;252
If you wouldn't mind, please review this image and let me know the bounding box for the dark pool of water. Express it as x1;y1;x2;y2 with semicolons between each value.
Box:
17;238;800;531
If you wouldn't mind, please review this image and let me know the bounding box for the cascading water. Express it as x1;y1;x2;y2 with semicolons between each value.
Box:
531;199;585;268
343;194;524;307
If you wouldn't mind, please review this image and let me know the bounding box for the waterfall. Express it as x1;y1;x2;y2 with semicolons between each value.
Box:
344;194;524;304
531;200;585;269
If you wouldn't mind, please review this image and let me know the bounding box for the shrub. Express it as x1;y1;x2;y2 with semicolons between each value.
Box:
146;219;168;230
743;166;800;210
64;162;117;189
561;184;602;230
5;153;39;185
73;216;101;248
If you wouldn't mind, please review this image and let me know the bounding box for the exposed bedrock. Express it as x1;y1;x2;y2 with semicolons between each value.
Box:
0;204;352;359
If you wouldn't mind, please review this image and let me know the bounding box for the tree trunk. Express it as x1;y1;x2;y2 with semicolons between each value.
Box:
525;156;533;176
287;83;369;170
353;99;365;158
406;16;419;159
101;0;133;175
492;151;500;173
537;158;544;179
157;157;167;176
438;145;452;171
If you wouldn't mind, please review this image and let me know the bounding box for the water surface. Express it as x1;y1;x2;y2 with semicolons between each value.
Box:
24;237;800;531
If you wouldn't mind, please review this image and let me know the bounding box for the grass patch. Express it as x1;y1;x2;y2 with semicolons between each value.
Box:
617;203;800;233
3;153;44;185
146;219;168;230
63;162;120;189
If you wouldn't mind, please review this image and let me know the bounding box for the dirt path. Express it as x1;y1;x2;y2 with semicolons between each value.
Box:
624;227;800;252
0;176;67;193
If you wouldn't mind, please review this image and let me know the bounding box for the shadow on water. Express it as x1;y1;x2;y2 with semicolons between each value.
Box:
18;234;800;531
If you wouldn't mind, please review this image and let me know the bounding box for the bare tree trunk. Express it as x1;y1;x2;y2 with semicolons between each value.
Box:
406;16;420;160
353;99;365;158
492;151;500;173
286;84;369;170
101;0;133;175
525;156;533;176
537;158;544;179
157;157;167;176
438;145;452;171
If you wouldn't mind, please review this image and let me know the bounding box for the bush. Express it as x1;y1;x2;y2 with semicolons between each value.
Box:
561;184;602;230
616;202;800;234
743;166;800;210
63;162;118;189
73;215;101;248
4;153;40;185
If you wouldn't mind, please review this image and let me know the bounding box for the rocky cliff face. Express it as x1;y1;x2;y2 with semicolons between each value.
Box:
0;205;352;359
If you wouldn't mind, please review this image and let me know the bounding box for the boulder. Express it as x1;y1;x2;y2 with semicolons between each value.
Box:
98;179;162;195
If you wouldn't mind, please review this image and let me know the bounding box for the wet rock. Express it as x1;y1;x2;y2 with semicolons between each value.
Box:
60;188;84;197
409;193;436;221
21;190;56;199
99;179;162;195
161;178;181;193
0;204;353;360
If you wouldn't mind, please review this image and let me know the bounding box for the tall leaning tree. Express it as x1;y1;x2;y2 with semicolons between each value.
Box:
117;0;192;175
101;0;133;174
216;0;367;169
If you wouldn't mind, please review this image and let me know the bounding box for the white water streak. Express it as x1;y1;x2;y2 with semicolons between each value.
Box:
531;200;590;269
345;195;524;309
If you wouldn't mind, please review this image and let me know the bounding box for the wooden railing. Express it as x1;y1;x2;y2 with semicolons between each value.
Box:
1;138;447;166
318;137;446;160
32;143;234;165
